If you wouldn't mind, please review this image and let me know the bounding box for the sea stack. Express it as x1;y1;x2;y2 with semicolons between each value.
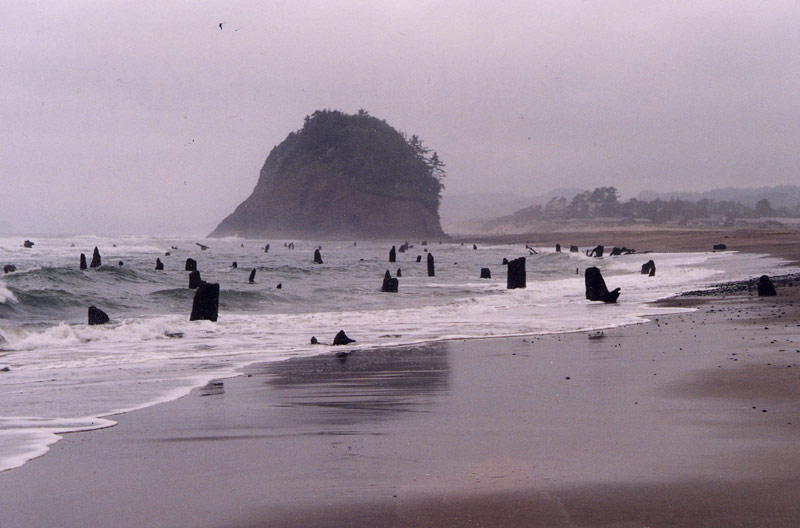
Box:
185;258;197;272
314;248;323;264
480;267;491;279
155;258;164;270
389;246;396;263
190;282;220;322
641;260;655;276
90;247;102;268
80;253;87;270
208;110;446;239
3;264;17;274
189;270;202;289
555;244;561;253
507;257;526;289
248;268;256;283
427;252;435;277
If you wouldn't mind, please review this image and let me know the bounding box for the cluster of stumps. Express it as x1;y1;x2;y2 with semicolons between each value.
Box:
5;239;781;344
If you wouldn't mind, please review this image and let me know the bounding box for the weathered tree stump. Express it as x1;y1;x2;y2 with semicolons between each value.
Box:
381;270;399;292
190;282;219;322
507;257;526;289
333;330;355;345
88;306;110;325
90;247;102;268
585;267;620;303
757;275;776;296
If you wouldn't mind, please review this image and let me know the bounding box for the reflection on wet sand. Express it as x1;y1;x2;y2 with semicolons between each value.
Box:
246;343;451;426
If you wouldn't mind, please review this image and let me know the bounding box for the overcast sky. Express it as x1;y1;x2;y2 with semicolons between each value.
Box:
2;1;799;234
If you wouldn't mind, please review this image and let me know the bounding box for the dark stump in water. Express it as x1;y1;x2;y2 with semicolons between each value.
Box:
641;260;655;275
427;252;435;277
587;245;604;258
480;267;491;279
23;240;34;248
264;243;270;253
416;255;422;263
90;247;102;268
570;245;579;253
389;246;396;263
758;275;777;296
231;261;238;269
507;257;526;289
3;264;17;274
333;330;355;345
155;258;164;270
713;243;727;251
88;306;110;325
555;244;561;253
585;267;621;303
314;248;323;264
610;247;622;256
190;282;219;322
80;253;87;270
248;268;256;283
189;270;202;289
185;258;197;272
382;270;399;293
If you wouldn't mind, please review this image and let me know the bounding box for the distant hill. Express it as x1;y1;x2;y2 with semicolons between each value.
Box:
210;110;446;239
637;185;800;209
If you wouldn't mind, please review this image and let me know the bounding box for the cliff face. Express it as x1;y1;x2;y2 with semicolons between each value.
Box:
209;110;446;239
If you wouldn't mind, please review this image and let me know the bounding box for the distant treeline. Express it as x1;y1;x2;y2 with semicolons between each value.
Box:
497;186;800;225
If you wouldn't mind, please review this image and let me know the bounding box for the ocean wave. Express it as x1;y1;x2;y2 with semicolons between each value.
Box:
0;283;17;305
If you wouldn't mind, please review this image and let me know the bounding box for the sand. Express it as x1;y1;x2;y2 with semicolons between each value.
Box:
1;226;799;527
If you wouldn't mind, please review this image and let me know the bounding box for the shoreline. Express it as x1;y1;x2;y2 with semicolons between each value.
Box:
1;229;799;526
1;272;799;526
454;225;800;264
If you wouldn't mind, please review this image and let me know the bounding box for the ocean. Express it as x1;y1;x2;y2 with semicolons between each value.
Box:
0;234;792;473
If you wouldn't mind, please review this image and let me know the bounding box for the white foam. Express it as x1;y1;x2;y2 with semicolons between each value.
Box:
0;283;17;304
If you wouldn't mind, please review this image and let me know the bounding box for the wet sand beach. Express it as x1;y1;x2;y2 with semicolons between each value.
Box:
1;227;799;527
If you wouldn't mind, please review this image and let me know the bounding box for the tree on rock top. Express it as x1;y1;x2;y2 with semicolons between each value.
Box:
209;109;447;239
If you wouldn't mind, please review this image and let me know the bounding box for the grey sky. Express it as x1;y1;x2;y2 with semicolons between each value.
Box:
2;1;799;234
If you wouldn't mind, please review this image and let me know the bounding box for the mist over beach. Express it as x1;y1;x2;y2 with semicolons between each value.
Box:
2;2;800;527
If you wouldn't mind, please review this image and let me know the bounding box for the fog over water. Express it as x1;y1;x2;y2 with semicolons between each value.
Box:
2;1;799;234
